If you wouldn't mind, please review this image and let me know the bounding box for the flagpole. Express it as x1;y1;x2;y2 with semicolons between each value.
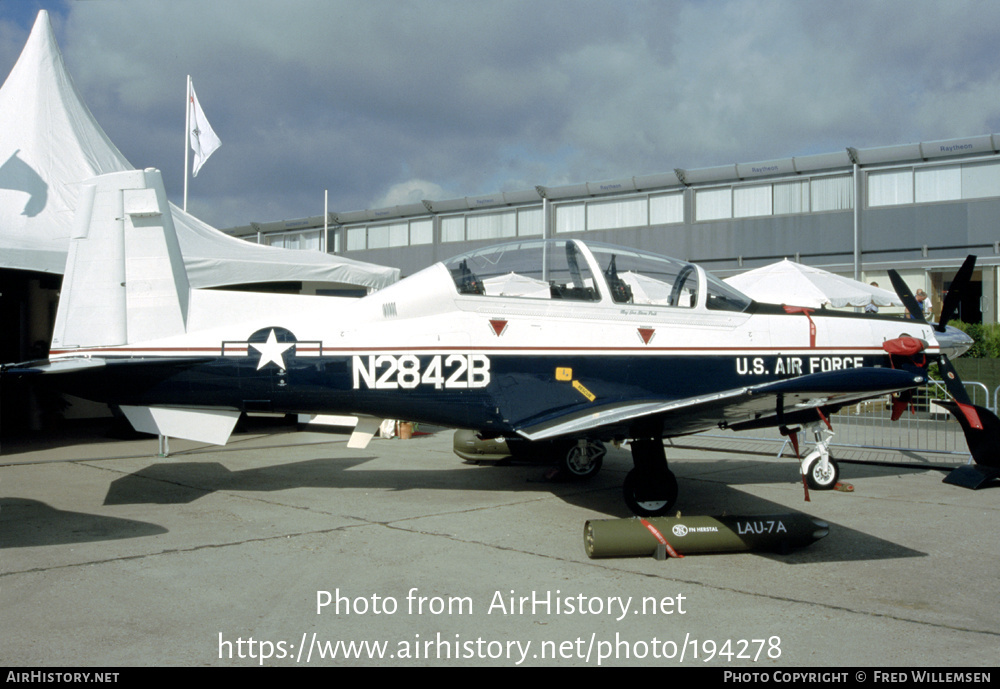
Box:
183;75;191;212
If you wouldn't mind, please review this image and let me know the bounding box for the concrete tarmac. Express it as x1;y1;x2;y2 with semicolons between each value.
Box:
1;420;997;667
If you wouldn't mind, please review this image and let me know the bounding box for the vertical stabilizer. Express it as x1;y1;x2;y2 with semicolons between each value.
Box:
52;168;190;349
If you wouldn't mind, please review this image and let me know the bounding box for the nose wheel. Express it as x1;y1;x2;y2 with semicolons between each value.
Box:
800;424;840;490
804;452;839;490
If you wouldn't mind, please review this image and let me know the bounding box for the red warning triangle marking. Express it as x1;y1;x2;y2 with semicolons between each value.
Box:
638;327;655;345
490;319;508;337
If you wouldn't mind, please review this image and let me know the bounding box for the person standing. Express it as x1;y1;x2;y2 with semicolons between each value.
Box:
865;282;880;314
916;289;932;319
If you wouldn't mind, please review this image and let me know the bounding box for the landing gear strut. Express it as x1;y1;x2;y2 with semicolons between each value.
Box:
800;423;839;490
560;439;606;480
623;437;678;516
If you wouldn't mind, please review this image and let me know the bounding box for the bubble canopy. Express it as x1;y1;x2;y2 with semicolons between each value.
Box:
443;239;752;312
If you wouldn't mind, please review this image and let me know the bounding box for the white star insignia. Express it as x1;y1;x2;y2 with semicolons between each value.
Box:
249;329;294;370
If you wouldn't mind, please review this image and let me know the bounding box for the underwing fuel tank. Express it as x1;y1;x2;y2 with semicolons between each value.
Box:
584;514;829;559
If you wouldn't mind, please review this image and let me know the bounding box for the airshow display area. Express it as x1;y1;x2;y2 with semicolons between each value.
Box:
1;11;997;671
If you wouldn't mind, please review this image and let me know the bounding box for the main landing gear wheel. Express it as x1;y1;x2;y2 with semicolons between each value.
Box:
623;468;678;517
804;453;839;490
559;439;606;480
625;437;678;516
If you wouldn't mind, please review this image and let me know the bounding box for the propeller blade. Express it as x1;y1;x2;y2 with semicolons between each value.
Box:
937;353;973;406
937;255;976;332
935;353;987;435
887;269;926;324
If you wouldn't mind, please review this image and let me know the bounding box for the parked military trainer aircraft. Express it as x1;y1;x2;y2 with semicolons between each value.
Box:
4;169;999;515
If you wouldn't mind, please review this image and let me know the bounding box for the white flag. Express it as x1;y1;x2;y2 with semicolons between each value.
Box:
188;83;221;177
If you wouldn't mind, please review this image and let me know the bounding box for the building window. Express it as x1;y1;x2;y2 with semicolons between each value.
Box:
915;165;962;203
264;229;323;251
441;215;465;242
733;185;772;218
869;170;914;207
466;210;517;241
365;222;408;249
695;188;732;221
773;180;810;215
649;192;684;224
696;175;854;220
410;219;433;245
555;203;586;233
517;207;543;236
961;159;1000;199
869;159;1000;207
346;227;367;251
556;193;685;231
810;175;853;211
586;197;649;230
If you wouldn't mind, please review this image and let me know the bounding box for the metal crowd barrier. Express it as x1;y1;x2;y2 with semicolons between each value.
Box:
827;379;981;458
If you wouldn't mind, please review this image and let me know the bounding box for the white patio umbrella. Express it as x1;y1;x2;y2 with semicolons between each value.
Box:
724;259;903;308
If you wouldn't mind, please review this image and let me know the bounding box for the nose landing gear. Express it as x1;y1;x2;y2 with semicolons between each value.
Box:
799;424;840;491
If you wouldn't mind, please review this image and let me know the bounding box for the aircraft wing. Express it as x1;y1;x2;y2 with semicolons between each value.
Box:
514;367;926;442
1;358;107;375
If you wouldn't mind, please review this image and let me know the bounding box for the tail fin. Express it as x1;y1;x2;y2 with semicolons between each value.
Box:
51;168;189;350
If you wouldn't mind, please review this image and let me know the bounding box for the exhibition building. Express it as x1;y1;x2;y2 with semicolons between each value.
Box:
228;135;1000;325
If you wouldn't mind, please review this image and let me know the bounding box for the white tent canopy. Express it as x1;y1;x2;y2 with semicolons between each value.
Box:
0;11;399;290
482;272;550;298
724;259;903;309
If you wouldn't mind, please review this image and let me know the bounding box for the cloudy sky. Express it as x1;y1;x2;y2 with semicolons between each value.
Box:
2;0;999;230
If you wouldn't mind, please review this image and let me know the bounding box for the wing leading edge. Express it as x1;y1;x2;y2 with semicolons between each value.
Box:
515;367;926;442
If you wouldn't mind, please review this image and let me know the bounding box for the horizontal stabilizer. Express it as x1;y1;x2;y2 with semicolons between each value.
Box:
120;406;240;445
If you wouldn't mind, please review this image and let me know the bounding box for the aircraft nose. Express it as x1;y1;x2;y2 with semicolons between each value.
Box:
935;324;974;358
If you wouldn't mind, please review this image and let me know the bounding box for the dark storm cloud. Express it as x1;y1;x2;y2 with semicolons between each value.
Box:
3;0;999;228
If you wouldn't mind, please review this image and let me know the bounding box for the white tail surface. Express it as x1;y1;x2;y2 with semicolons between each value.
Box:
120;406;240;446
52;168;190;350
